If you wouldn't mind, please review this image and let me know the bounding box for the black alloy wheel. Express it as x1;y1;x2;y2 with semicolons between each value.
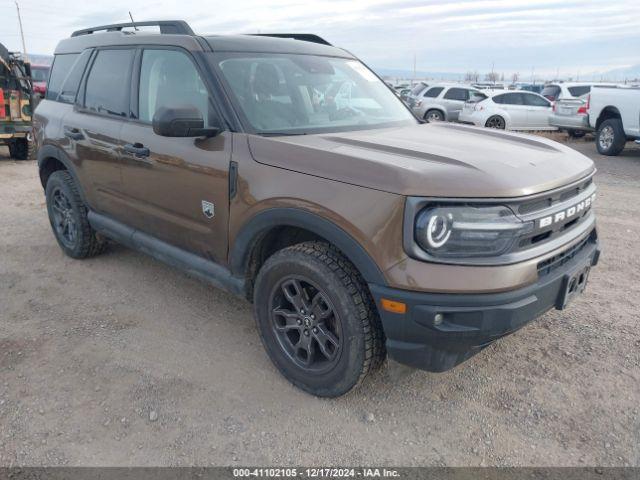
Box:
269;276;343;373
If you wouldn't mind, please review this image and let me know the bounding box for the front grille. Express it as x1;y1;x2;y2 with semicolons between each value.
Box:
517;177;592;215
537;230;596;277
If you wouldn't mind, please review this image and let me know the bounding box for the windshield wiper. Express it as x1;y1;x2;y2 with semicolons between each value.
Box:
259;132;308;137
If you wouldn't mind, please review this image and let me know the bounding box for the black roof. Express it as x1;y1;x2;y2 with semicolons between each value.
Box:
57;20;352;58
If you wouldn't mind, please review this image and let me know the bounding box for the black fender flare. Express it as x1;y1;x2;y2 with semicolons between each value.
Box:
37;144;88;204
230;208;388;286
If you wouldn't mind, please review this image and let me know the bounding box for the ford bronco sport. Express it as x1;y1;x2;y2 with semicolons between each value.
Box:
34;20;600;397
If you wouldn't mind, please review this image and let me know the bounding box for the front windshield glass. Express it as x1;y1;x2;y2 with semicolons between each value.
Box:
214;53;416;135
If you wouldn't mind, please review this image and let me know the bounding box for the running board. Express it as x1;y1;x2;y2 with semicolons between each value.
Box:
88;211;245;297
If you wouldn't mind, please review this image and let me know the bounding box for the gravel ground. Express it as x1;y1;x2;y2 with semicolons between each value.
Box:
0;138;639;467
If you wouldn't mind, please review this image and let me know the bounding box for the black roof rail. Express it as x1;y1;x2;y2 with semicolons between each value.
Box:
250;33;331;46
71;20;194;37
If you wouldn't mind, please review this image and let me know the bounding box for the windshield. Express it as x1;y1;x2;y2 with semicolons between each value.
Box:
214;53;416;135
410;83;427;95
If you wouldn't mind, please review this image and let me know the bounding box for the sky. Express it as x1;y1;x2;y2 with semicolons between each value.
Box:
2;0;640;79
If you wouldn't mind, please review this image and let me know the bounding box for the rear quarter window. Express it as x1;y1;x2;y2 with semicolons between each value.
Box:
46;54;79;102
567;86;591;97
423;87;444;98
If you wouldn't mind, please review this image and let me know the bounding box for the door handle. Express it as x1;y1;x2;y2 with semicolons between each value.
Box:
63;126;84;141
124;142;150;158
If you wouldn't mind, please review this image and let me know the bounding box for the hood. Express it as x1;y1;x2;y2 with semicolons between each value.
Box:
247;123;595;198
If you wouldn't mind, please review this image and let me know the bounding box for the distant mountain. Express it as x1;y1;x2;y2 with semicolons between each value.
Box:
28;54;53;66
598;64;640;81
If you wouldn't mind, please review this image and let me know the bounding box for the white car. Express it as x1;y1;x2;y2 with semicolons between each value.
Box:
540;82;599;102
458;90;556;131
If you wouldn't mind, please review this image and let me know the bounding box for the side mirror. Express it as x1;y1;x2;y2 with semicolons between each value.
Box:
152;105;220;138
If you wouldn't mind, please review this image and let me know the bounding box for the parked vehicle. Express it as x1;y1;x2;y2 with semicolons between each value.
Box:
411;84;484;121
0;43;33;159
35;20;600;397
540;82;618;103
398;88;412;102
588;86;640;155
459;90;555;131
549;94;591;137
30;64;50;97
517;83;543;94
405;81;429;109
472;82;505;90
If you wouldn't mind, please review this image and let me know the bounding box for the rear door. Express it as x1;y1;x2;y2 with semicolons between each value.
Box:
522;92;552;128
494;93;527;128
117;47;231;262
61;48;134;214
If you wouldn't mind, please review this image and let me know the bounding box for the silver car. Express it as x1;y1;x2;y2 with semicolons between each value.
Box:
547;83;619;137
549;95;591;136
405;82;429;109
412;84;483;122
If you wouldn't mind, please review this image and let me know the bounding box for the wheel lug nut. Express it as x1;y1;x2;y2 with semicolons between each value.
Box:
300;309;305;314
304;329;309;336
310;314;315;320
312;327;318;333
297;319;302;325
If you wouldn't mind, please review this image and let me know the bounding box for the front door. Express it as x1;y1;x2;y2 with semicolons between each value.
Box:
118;48;231;262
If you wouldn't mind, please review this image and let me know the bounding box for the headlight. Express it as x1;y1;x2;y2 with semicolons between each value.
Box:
415;205;533;258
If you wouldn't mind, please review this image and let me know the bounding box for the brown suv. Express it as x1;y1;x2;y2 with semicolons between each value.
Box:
34;20;600;397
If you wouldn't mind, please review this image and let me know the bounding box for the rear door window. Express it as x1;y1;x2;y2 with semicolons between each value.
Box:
83;49;134;117
423;87;444;98
493;93;524;105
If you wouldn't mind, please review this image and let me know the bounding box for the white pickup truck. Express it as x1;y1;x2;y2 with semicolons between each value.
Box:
588;86;640;156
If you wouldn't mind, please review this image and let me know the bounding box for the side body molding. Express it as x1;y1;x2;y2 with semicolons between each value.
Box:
230;208;388;286
88;212;246;297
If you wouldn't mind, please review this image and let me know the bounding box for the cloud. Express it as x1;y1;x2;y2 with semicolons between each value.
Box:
2;0;639;77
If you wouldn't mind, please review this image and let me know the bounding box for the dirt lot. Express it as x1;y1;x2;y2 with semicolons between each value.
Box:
0;138;639;467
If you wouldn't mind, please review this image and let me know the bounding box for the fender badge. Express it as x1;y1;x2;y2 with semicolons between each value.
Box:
202;201;215;219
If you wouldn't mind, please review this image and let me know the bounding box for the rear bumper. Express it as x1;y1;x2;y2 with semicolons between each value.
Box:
369;235;600;372
549;114;591;131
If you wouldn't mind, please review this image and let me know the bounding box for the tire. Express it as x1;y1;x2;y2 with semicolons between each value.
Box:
45;170;106;259
596;118;625;156
253;241;385;397
425;109;444;122
8;138;29;160
485;115;506;129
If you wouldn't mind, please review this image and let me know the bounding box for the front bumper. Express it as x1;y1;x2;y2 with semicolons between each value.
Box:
549;113;591;131
369;235;600;372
